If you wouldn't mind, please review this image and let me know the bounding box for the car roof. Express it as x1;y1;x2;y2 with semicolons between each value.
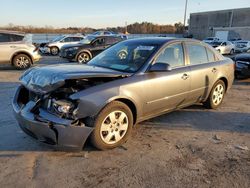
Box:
0;30;25;36
124;37;201;45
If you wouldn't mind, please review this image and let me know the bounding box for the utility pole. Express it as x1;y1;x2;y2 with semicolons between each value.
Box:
125;21;128;34
183;0;188;32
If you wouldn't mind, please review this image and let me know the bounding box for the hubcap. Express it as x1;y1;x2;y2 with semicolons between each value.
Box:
16;56;29;68
51;48;58;55
100;111;128;144
78;53;90;63
212;84;224;105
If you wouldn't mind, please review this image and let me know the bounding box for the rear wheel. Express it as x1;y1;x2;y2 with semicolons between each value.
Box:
77;52;91;64
13;54;32;70
204;80;226;109
50;47;59;56
90;101;133;150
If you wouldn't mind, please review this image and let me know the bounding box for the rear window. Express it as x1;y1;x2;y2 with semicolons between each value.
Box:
206;49;216;62
106;37;121;45
186;43;208;65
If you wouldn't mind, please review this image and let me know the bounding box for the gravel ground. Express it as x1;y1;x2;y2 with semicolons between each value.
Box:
0;56;249;188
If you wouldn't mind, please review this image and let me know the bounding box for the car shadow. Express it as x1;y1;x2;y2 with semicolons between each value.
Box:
141;105;250;133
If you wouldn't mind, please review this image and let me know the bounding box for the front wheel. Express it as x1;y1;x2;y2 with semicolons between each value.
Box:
203;80;226;109
90;101;133;150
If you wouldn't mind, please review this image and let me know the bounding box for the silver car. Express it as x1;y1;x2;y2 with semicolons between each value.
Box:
13;38;234;150
0;30;41;69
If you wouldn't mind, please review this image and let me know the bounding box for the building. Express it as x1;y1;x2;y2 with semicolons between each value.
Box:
189;7;250;40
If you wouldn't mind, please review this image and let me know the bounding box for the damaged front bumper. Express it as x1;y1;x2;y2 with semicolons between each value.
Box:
12;86;93;151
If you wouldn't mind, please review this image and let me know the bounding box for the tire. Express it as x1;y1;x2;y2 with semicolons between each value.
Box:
203;80;226;109
13;54;32;70
77;52;91;64
90;101;133;150
230;49;234;55
50;46;59;56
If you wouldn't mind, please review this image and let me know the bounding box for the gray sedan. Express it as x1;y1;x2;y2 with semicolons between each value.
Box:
13;38;234;150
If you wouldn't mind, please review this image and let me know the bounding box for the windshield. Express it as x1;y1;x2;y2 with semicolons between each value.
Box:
80;36;96;44
92;31;102;35
52;35;65;42
206;38;214;40
88;41;158;73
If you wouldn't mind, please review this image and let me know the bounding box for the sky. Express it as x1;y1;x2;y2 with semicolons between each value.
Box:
0;0;249;28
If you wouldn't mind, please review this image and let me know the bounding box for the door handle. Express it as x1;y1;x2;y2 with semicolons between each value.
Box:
181;73;189;80
212;68;217;73
10;46;17;48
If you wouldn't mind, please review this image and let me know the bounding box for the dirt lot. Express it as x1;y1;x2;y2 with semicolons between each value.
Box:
0;56;249;188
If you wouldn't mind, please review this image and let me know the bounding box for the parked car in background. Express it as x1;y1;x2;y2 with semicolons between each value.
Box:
215;41;235;55
235;41;250;53
203;37;220;44
90;30;127;40
60;35;123;63
229;38;242;44
91;31;116;36
13;38;234;150
0;30;41;69
41;35;85;55
233;53;250;78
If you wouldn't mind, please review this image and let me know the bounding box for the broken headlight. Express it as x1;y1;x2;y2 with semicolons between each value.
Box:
52;99;77;118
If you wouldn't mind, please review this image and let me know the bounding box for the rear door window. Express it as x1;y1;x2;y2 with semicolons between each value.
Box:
105;37;120;45
186;43;208;65
10;34;24;42
0;33;11;42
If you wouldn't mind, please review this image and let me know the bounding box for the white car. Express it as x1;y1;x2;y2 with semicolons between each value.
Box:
235;41;250;53
43;35;85;55
215;41;235;55
203;37;220;44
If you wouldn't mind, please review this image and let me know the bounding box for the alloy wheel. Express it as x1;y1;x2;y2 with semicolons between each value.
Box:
15;56;30;69
212;84;224;106
78;53;90;63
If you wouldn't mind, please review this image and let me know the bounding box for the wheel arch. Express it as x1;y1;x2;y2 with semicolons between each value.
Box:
218;77;228;92
113;98;137;125
11;51;33;65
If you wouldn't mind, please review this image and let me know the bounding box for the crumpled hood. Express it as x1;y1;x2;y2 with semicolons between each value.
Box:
20;64;130;94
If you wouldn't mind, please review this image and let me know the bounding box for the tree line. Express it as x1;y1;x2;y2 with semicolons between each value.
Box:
0;22;185;34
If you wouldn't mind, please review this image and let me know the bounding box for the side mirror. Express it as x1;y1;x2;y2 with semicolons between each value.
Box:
149;63;172;72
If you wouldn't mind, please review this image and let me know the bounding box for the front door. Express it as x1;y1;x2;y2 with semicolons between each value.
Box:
140;42;191;117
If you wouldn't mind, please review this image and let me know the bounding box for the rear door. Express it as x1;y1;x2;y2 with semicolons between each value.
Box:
0;33;13;63
185;42;217;103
